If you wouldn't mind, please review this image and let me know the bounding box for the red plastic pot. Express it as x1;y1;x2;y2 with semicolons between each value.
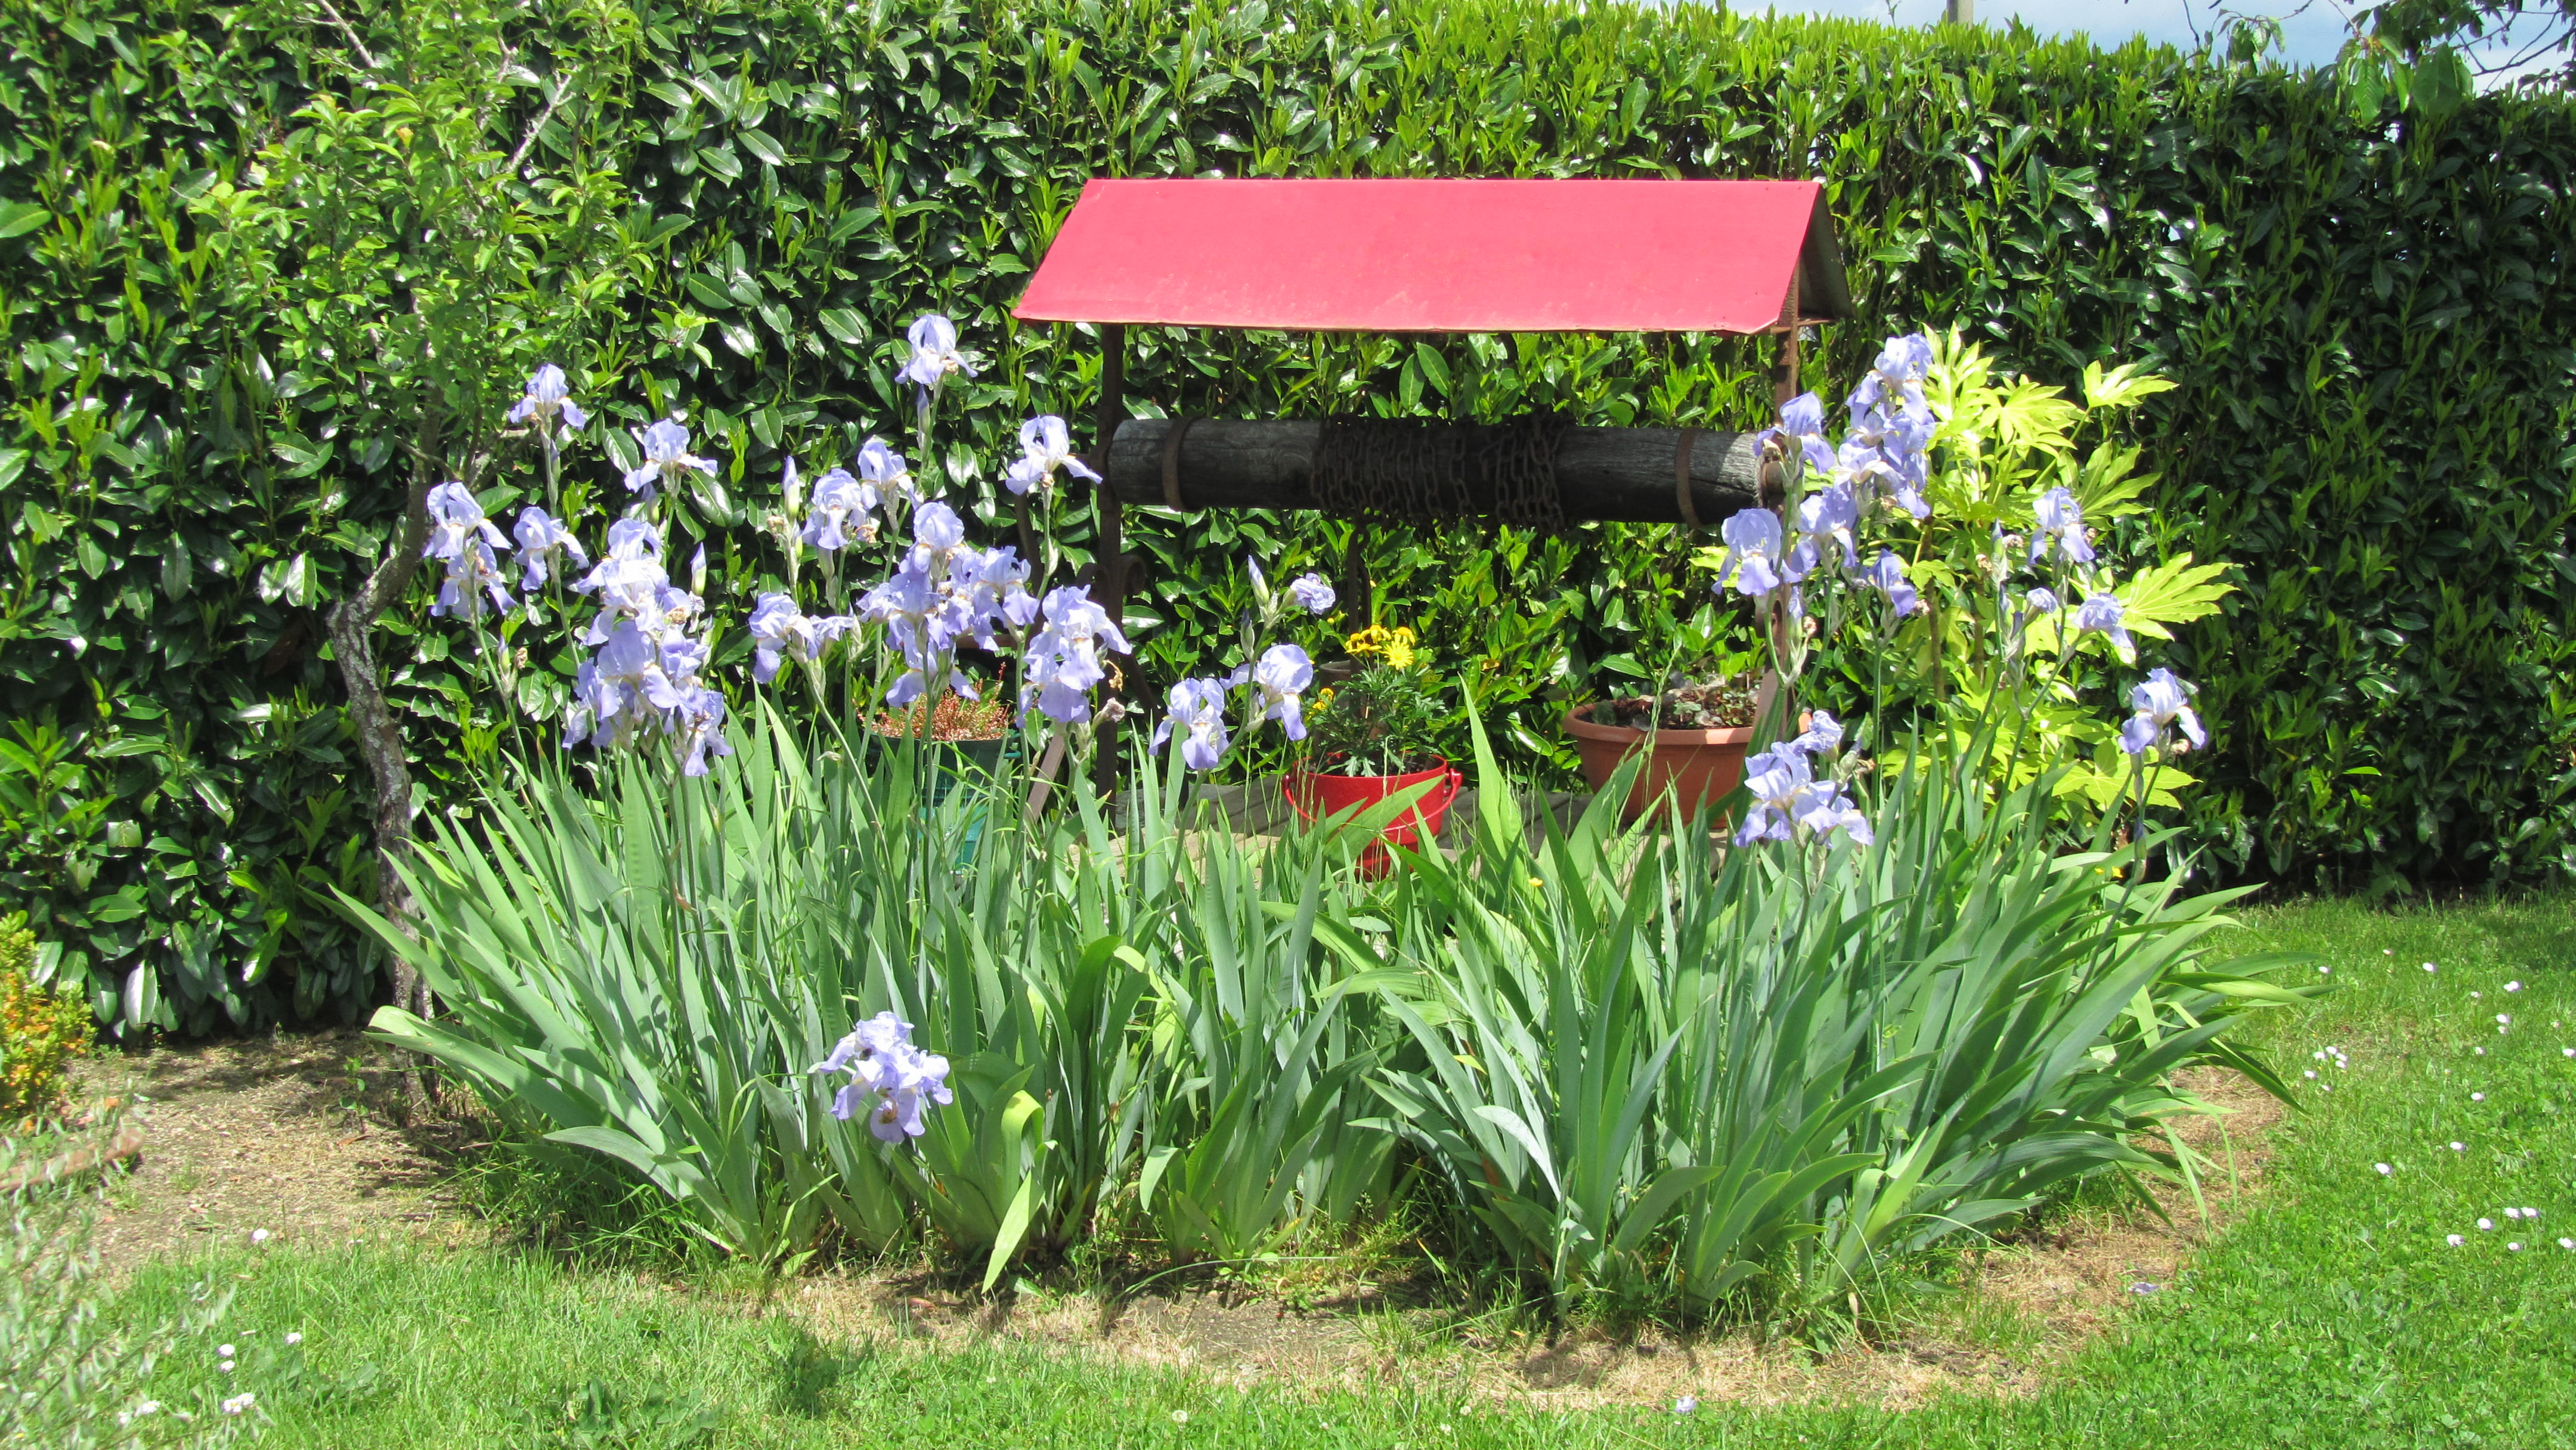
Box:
1284;757;1463;876
1562;704;1754;826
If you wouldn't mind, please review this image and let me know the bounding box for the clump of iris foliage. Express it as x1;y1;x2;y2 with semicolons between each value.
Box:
346;318;2312;1330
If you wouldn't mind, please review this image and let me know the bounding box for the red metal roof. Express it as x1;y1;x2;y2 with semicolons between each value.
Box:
1013;178;1851;335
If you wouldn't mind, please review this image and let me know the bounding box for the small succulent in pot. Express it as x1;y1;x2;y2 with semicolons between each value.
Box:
873;687;1013;741
1600;672;1760;732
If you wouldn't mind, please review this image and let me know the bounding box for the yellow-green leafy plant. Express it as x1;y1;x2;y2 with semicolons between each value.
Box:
1692;331;2237;818
0;915;92;1126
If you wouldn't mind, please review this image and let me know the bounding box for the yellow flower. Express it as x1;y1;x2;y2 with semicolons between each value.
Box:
1345;624;1423;670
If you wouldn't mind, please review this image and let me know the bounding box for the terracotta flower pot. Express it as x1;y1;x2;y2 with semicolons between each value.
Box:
1284;756;1463;876
1562;704;1753;825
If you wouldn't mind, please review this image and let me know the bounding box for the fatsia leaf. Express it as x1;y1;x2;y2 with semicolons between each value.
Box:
2115;554;2237;639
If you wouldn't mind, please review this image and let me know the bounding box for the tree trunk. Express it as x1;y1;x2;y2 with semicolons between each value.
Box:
326;432;439;1049
1099;417;1773;524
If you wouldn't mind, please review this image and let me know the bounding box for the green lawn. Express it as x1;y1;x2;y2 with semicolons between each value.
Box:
102;893;2576;1448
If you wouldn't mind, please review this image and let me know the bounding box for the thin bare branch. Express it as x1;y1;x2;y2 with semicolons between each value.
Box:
505;71;575;180
312;0;378;72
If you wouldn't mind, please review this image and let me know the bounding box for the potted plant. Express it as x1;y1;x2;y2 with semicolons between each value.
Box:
1562;671;1761;825
1285;657;1462;875
874;689;1017;862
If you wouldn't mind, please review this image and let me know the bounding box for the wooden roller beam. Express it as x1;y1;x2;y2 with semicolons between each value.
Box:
1101;418;1771;526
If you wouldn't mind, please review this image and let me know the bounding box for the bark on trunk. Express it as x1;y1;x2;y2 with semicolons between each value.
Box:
326;435;440;1033
1100;418;1773;524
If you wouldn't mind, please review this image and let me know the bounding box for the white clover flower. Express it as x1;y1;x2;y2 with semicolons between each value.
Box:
285;1331;303;1346
1172;1410;1190;1425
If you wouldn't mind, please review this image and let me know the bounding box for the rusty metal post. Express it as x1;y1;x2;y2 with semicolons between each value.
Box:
1770;275;1803;407
1091;324;1129;798
1757;277;1804;739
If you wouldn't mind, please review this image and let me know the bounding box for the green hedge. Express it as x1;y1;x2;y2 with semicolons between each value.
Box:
3;0;2572;1033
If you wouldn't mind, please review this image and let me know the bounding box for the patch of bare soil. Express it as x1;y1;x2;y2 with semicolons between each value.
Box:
67;1026;484;1269
766;1064;2288;1414
776;1275;2049;1411
60;1027;2284;1413
1961;1063;2284;1345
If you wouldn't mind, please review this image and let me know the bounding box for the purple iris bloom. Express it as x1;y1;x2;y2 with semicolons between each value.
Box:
1244;643;1313;742
2026;586;2062;614
510;506;588;591
1003;414;1101;497
1848;333;1934;417
1151;677;1233;771
1883;403;1937;456
1733;739;1872;848
810;1011;952;1141
670;682;732;777
505;364;589;436
605;518;662;560
2031;487;2095;566
1868;550;1922;618
748;592;857;683
1760;391;1842;479
1715;509;1791;600
623;418;717;498
1792;710;1843;755
993;553;1044;631
2119;668;2207;757
906;500;967;574
815;1013;910;1089
1789;483;1860;575
1288;573;1337;615
2075;590;2133;655
897;314;974;408
1021;586;1129;724
1794;782;1875;846
571;556;667;646
856;438;917;505
801;467;879;553
565;655;614;748
432;539;514;619
1733;745;1814;845
422;482;504;563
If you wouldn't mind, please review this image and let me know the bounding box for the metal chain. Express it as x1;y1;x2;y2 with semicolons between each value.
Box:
1309;416;1571;531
